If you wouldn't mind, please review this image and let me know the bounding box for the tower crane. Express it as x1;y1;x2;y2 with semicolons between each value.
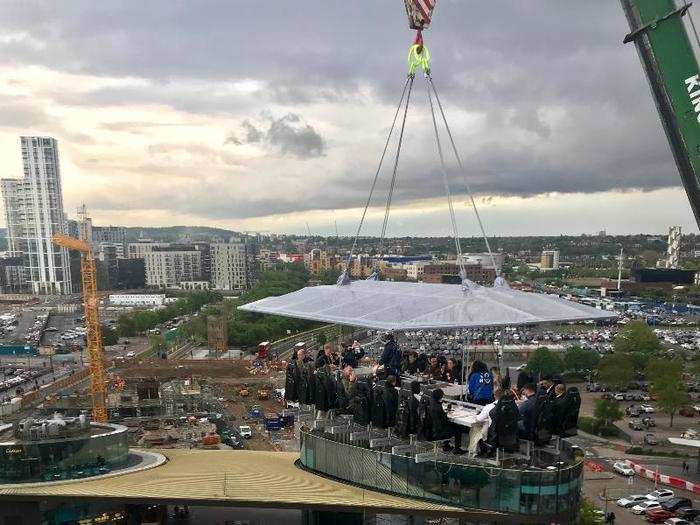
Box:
52;233;108;423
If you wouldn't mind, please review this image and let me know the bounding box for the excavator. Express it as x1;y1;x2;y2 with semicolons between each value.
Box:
619;0;700;228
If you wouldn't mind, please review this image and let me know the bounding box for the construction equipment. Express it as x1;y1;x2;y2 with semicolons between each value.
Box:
52;233;108;423
620;0;700;227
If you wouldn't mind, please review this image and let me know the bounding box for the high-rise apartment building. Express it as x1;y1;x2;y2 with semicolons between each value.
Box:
144;246;203;288
92;226;126;251
1;137;72;294
211;239;249;291
127;240;169;259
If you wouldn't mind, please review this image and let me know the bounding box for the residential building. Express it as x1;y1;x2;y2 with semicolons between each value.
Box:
92;226;127;251
127;240;169;259
211;240;249;291
540;250;560;270
0;256;25;293
421;262;496;284
144;246;203;289
1;137;72;294
65;219;79;240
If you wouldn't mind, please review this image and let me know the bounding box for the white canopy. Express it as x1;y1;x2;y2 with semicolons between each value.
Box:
238;280;615;330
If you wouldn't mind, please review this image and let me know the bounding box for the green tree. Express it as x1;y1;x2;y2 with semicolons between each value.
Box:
315;332;327;347
579;498;604;525
526;347;563;378
564;346;600;374
149;334;168;359
597;353;634;389
102;325;118;346
593;398;623;429
116;314;136;337
613;321;662;371
646;358;688;428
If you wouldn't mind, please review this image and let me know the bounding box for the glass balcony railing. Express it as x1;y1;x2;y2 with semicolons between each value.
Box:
299;428;583;522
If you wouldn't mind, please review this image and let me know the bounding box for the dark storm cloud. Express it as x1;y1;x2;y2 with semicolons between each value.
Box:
0;0;684;219
266;114;324;158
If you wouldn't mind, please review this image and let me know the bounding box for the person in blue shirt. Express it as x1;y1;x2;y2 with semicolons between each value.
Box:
467;360;493;406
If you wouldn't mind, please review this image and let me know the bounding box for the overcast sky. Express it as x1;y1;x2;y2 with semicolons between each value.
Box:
0;1;697;237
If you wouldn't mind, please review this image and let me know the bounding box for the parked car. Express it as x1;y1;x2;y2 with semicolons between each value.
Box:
662;498;693;512
238;425;252;439
676;509;700;521
617;494;653;508
629;419;644;431
646;489;675;503
614;393;625;401
663;519;692;525
633;501;663;515
627;406;642;417
613;461;635;477
640;404;655;413
624;393;635;401
681;429;698;439
645;509;676;523
642;417;656;427
644;433;659;445
678;407;695;417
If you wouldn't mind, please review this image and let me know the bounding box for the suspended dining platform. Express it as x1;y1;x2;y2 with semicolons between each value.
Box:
238;280;615;330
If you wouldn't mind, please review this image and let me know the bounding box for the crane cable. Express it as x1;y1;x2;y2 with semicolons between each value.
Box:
339;76;411;284
426;73;500;278
425;74;467;284
377;74;415;262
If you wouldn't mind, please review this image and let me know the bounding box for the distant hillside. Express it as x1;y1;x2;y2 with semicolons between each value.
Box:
124;226;239;242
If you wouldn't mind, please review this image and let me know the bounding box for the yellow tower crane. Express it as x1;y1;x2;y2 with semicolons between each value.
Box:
52;233;108;423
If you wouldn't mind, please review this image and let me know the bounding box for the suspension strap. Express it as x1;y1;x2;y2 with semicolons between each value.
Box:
408;44;431;75
376;74;415;268
425;76;471;291
338;77;412;286
427;73;501;282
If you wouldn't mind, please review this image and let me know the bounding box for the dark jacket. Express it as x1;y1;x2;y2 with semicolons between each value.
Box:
341;347;365;369
550;394;567;436
401;354;419;375
284;359;300;402
443;364;462;384
430;398;451;440
315;352;336;369
384;386;399;427
380;339;402;376
518;394;536;437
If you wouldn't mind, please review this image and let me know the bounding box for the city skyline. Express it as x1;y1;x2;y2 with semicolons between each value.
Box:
0;2;697;236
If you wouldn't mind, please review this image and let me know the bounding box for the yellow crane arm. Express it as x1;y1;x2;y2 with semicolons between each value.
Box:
52;233;91;253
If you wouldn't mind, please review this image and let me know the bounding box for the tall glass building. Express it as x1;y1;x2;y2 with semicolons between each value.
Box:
1;137;72;295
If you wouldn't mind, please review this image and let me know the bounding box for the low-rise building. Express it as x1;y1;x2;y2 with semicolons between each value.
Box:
109;294;166;307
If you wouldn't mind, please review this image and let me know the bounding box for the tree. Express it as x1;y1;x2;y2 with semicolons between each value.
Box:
593;398;623;429
646;358;688;428
116;314;136;337
102;325;118;346
149;334;168;359
564;346;600;374
579;498;604;525
597;353;634;389
613;321;662;371
315;332;327;347
526;347;563;378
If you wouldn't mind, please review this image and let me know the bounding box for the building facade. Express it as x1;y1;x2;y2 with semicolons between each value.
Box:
211;240;248;291
127;241;169;259
1;137;72;294
144;247;203;289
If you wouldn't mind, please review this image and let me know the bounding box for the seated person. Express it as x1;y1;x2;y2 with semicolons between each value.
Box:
425;355;443;381
467;386;502;457
517;383;537;439
442;358;462;384
401;351;420;375
429;388;465;455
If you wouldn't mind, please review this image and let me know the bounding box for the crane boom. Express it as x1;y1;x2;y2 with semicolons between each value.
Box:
620;0;700;228
52;233;108;423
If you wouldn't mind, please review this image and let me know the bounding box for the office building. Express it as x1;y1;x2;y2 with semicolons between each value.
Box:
115;259;146;289
458;252;504;272
1;137;72;294
211;239;249;291
144;246;203;289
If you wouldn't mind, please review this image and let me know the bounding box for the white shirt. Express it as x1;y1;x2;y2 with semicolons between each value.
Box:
475;401;497;425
